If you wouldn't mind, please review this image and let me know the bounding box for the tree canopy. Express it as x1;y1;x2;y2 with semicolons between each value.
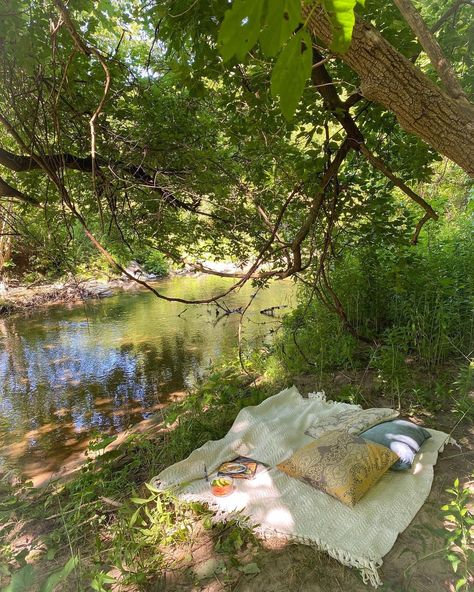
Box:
0;0;472;303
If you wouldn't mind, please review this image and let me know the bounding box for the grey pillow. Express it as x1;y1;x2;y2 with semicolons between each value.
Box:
360;419;431;470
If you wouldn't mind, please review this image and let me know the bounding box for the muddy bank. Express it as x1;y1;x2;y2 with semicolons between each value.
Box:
0;280;114;313
0;260;249;317
0;261;165;316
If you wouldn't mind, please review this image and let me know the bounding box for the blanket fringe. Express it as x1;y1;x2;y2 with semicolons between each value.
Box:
152;391;452;589
307;391;326;402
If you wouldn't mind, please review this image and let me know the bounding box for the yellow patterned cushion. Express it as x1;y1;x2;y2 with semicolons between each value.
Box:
277;430;399;506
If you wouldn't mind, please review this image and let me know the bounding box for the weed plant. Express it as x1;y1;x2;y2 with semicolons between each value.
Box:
274;215;473;393
0;363;276;591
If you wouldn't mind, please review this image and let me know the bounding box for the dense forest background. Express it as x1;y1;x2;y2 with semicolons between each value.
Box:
0;0;472;590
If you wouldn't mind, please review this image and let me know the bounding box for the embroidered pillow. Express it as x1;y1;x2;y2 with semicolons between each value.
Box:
277;430;398;506
305;407;399;440
360;419;432;470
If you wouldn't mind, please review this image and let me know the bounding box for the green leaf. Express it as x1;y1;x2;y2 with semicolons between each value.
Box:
91;572;116;591
218;0;265;62
130;497;152;505
129;506;142;527
271;29;312;120
88;434;117;451
46;547;57;561
3;565;35;592
260;0;301;57
39;556;78;592
322;0;364;53
238;562;260;574
144;481;161;494
444;514;458;522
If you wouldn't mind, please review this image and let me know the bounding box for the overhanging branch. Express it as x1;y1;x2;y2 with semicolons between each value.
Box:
0;176;40;207
0;145;198;212
392;0;469;102
311;48;439;224
303;2;474;175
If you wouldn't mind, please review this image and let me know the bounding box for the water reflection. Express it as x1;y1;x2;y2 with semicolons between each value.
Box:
0;276;293;478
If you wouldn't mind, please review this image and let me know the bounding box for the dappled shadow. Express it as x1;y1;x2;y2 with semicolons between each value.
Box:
147;390;473;592
145;431;471;592
0;278;294;479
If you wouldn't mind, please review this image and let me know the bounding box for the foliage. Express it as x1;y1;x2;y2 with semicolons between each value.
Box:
134;247;169;277
218;0;367;118
0;361;275;590
218;0;326;119
274;205;473;383
441;477;474;591
1;0;471;289
0;1;472;589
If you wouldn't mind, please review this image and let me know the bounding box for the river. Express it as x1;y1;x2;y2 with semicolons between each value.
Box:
0;275;294;483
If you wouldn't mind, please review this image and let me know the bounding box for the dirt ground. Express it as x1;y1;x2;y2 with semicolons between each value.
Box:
2;374;471;591
156;378;473;592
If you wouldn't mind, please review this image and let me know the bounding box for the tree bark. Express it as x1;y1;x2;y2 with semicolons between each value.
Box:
303;4;474;176
0;176;40;206
392;0;468;101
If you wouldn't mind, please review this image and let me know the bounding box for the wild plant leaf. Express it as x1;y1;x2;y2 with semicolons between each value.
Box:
238;562;260;574
444;514;458;522
260;0;301;57
129;506;142;527
271;29;312;120
130;496;152;504
3;565;35;592
322;0;365;53
39;556;78;592
46;547;57;561
218;0;265;61
144;481;161;494
91;572;116;592
88;434;117;451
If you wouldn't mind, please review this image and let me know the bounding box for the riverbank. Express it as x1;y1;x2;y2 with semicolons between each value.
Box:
0;364;472;592
0;259;168;316
0;260;250;317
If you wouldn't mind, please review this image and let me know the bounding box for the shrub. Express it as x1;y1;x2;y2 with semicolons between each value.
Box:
274;215;473;374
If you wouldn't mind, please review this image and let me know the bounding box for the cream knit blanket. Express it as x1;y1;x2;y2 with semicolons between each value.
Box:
153;387;450;587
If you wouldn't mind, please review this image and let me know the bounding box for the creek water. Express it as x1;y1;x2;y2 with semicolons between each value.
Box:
0;276;294;482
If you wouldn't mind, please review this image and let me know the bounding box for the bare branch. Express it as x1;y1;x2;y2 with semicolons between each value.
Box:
392;0;469;102
0;176;40;206
431;0;473;33
411;212;432;244
310;49;439;221
0;145;202;213
359;145;439;220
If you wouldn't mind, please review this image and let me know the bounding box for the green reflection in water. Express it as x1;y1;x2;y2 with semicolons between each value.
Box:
0;276;294;475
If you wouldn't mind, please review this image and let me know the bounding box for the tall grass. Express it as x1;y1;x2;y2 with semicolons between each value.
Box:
276;215;473;377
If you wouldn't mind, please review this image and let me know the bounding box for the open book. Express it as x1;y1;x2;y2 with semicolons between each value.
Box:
217;456;261;480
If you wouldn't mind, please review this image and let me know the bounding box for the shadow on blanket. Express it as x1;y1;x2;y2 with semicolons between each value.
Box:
152;387;451;587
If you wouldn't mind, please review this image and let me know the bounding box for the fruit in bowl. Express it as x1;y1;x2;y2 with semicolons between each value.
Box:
211;477;233;497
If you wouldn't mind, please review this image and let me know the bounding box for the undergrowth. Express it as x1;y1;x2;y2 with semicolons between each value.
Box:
270;213;473;411
0;210;472;591
0;355;471;591
0;363;280;591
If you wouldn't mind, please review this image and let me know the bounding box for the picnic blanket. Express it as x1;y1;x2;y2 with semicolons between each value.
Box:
152;387;451;587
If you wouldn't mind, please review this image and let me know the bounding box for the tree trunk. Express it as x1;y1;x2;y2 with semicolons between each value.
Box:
304;4;474;176
0;200;13;276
